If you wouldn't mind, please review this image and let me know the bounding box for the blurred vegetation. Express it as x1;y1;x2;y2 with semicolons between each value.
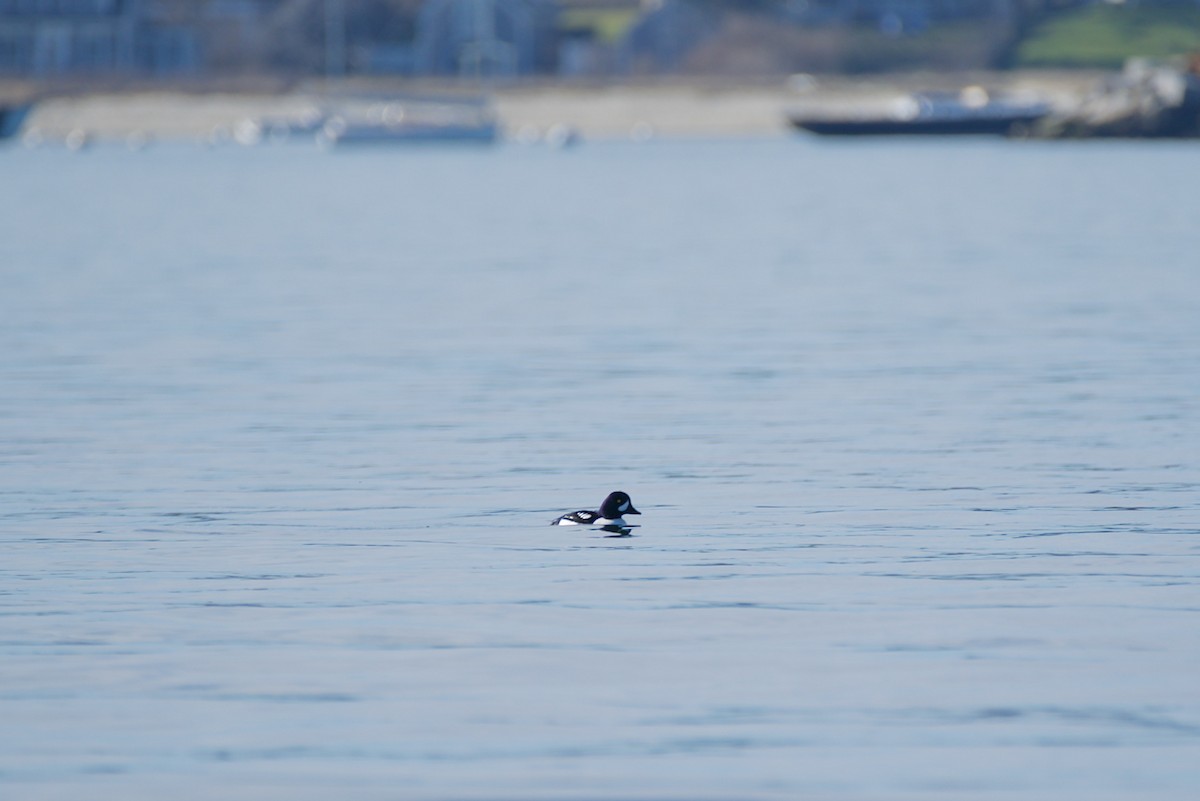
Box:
839;21;1014;73
1015;3;1200;68
42;0;1200;77
682;10;1016;74
560;8;641;44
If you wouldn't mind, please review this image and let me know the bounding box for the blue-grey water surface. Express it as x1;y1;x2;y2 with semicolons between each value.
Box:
2;137;1199;800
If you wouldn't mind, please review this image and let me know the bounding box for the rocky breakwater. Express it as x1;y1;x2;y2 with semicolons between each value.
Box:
1037;57;1200;139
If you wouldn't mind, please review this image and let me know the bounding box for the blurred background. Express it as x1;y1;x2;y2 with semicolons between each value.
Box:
3;0;1200;142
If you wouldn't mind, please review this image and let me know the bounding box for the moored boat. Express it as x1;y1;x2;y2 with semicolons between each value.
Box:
317;95;498;147
0;102;34;141
789;87;1050;137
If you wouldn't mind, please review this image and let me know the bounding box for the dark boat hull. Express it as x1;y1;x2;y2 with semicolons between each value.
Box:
323;122;498;146
0;103;33;140
790;112;1047;137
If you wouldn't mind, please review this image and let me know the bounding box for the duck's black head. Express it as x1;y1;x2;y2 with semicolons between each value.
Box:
599;491;640;519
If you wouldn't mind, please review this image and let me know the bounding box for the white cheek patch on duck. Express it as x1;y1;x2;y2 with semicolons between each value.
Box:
618;500;629;513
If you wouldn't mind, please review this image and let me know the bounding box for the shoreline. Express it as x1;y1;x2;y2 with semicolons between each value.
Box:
5;72;1103;143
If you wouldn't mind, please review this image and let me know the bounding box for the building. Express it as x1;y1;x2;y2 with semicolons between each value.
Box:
555;0;642;75
414;0;558;77
0;0;199;76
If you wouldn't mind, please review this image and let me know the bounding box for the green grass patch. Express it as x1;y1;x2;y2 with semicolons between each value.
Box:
1015;4;1200;69
559;9;639;44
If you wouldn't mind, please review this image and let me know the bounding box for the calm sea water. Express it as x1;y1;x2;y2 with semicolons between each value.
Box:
2;136;1199;800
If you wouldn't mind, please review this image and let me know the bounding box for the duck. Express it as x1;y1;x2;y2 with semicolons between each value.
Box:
551;491;641;534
